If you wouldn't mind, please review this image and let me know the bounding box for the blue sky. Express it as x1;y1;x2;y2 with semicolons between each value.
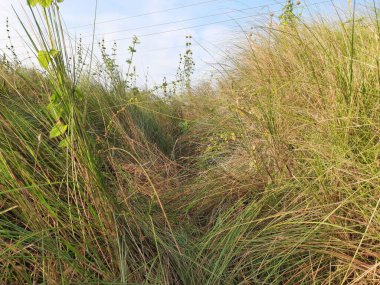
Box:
0;0;374;86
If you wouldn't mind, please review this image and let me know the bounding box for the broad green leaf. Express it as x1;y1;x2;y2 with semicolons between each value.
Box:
39;0;53;7
49;121;67;139
50;91;61;104
38;50;51;70
58;137;70;148
50;49;60;58
27;0;39;6
57;0;64;2
38;49;60;69
47;102;63;121
27;0;53;7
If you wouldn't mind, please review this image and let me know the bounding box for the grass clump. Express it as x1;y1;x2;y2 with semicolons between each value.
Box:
0;0;380;284
178;5;380;284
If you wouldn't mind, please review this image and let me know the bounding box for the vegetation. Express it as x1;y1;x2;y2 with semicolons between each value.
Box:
0;0;379;284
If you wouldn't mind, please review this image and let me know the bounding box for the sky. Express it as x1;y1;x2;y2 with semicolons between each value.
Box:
0;0;373;87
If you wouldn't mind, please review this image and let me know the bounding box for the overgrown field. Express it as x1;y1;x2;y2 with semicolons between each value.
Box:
0;1;379;284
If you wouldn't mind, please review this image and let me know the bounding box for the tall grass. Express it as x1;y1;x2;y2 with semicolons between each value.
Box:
178;4;380;284
1;2;183;284
0;0;379;284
